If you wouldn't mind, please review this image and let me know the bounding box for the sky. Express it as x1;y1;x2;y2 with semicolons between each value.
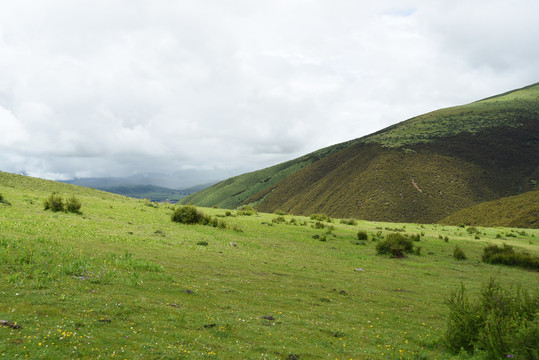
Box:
1;0;538;187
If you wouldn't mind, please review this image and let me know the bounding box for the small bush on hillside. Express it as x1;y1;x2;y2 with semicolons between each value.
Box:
444;279;539;359
171;205;205;224
0;193;10;205
376;233;415;258
66;196;82;214
312;221;325;229
357;231;368;241
237;205;257;216
44;193;65;212
410;234;421;242
481;243;539;270
272;216;286;224
197;240;209;246
340;218;357;226
453;246;467;260
274;210;286;215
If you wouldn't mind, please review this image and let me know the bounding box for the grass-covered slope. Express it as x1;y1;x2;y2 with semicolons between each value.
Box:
1;171;538;359
183;82;539;222
248;83;539;222
440;189;539;228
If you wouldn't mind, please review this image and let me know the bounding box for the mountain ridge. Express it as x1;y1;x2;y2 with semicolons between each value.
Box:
182;82;539;224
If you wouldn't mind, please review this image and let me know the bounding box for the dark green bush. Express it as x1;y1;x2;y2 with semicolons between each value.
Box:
171;205;205;224
481;243;539;270
197;240;209;246
453;246;467;260
312;221;325;229
410;234;421;242
44;193;65;212
375;233;415;258
66;196;82;214
274;210;286;215
272;216;286;224
357;231;368;241
444;279;538;359
0;193;10;205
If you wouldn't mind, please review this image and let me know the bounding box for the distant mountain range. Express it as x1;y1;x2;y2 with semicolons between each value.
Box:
63;177;216;202
181;82;539;226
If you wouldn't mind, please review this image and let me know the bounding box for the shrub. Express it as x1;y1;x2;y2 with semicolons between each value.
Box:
0;193;10;205
444;279;539;359
44;193;65;212
197;240;209;246
171;205;205;224
66;196;82;214
340;218;357;226
375;233;414;258
357;231;368;241
237;205;257;216
410;234;421;242
312;221;325;229
453;246;467;260
274;210;286;215
272;216;286;224
481;243;539;270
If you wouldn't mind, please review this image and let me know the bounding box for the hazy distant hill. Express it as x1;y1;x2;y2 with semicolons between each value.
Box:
64;178;215;202
182;82;539;223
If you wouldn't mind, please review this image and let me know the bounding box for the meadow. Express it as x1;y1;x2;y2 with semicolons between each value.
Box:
1;172;537;359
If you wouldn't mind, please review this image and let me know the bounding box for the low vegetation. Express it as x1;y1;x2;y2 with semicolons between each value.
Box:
43;192;82;214
1;171;538;359
481;243;539;270
445;279;538;359
375;233;419;258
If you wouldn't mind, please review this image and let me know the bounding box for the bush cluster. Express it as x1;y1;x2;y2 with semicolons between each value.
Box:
444;278;538;359
43;193;82;214
356;231;368;241
375;233;418;258
453;245;467;260
340;218;357;226
236;205;257;216
481;243;539;270
171;205;226;228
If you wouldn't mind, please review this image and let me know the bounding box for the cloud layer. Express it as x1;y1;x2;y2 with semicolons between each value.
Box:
1;0;538;184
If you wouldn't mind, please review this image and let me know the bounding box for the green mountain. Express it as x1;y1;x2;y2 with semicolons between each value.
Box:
182;82;539;223
440;189;539;228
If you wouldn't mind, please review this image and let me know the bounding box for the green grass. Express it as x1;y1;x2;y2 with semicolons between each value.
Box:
1;171;538;359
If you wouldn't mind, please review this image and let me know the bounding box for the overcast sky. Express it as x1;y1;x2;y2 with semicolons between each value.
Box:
1;0;538;185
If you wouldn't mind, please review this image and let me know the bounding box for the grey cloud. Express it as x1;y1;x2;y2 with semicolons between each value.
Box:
0;1;537;184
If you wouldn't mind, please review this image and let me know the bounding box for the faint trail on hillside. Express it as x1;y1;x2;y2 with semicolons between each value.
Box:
411;178;433;198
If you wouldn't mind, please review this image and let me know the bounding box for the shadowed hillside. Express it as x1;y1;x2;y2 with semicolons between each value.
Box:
184;82;539;223
440;190;539;228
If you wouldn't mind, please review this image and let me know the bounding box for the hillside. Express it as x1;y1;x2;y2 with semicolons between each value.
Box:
185;82;539;223
1;170;538;359
440;189;539;228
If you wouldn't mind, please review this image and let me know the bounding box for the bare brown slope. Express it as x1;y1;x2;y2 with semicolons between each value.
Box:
251;119;539;223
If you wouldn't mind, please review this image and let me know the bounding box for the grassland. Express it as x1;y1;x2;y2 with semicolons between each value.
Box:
1;171;538;359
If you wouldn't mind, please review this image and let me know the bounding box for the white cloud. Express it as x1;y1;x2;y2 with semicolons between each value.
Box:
0;0;537;184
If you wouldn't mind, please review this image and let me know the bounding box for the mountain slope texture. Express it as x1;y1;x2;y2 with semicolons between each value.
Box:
183;83;539;224
440;189;539;229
